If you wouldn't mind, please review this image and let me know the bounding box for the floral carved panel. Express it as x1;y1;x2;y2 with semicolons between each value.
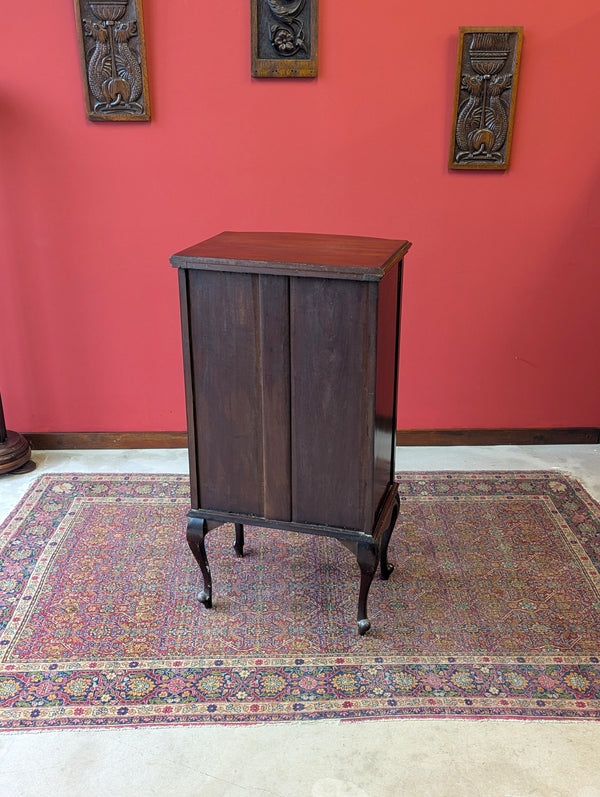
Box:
251;0;318;78
449;27;523;170
74;0;151;121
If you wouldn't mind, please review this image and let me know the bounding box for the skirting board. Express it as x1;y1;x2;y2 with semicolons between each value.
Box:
24;428;600;450
396;428;600;446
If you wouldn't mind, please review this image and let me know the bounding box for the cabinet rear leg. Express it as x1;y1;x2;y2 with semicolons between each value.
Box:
357;540;379;635
380;492;399;580
186;516;213;608
233;523;244;558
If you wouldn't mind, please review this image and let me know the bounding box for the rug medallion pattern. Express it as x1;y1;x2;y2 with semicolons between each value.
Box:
1;472;599;729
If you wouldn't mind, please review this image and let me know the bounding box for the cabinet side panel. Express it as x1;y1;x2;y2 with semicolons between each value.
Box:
188;270;263;515
178;269;199;508
290;277;372;531
372;262;400;522
259;275;292;520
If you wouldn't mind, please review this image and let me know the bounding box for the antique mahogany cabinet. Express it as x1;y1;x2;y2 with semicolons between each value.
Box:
171;231;411;634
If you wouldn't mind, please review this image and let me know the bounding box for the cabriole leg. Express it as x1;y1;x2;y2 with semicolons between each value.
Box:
357;539;379;635
186;516;213;608
380;492;399;580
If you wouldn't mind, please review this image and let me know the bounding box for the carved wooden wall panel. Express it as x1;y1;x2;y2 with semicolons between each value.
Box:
74;0;151;121
251;0;318;78
449;27;523;170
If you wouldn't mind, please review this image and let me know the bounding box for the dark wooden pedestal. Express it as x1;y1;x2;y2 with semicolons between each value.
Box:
171;231;411;634
0;394;35;476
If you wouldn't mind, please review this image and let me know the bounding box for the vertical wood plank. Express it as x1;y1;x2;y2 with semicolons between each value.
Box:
290;277;373;531
188;270;263;515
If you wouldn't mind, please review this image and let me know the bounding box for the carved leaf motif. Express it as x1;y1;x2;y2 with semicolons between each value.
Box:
101;57;112;80
265;0;305;21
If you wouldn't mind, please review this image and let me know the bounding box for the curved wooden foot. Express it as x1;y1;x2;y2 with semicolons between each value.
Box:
380;492;399;581
233;523;244;558
186;516;213;608
357;539;379;635
357;618;371;636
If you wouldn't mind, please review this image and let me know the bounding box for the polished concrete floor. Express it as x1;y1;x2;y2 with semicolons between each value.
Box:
0;445;599;797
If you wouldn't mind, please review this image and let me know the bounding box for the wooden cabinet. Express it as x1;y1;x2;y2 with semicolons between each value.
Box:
171;231;411;634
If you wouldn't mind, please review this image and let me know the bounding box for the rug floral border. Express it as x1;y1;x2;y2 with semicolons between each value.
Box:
1;472;599;730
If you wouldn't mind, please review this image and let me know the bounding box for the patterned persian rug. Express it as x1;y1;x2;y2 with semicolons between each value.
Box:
1;471;599;730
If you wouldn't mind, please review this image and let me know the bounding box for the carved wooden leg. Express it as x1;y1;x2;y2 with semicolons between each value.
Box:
356;539;379;635
234;523;244;558
186;516;213;608
380;492;399;580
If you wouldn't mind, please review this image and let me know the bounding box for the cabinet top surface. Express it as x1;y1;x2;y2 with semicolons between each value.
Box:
170;231;411;280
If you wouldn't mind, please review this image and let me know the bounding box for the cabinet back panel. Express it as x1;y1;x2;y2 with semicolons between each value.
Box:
188;270;262;514
187;271;291;518
290;277;373;531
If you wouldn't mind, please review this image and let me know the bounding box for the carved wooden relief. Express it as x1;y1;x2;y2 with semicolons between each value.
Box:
449;27;523;170
251;0;318;78
74;0;151;121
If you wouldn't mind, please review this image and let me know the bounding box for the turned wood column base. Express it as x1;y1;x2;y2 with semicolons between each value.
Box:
0;431;35;476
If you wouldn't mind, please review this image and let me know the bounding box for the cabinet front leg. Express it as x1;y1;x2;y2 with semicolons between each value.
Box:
186;516;213;608
233;523;245;558
357;539;379;635
380;492;399;580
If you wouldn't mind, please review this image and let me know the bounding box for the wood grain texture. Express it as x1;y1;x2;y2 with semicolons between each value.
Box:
171;231;411;281
24;432;188;449
0;430;33;474
187;269;264;515
289;275;373;531
395;428;600;446
258;275;292;519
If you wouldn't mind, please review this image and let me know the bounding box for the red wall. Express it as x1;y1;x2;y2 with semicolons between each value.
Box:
1;1;599;433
